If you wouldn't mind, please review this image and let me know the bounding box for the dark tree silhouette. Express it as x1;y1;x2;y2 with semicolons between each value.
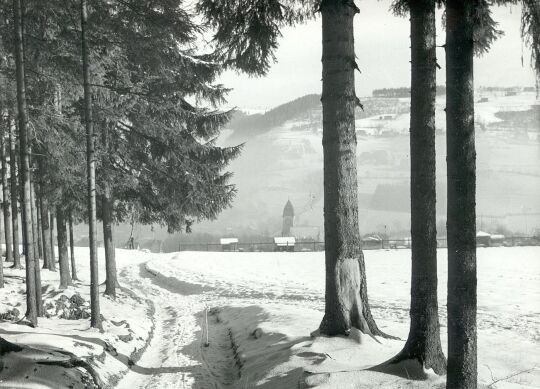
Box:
380;0;446;376
445;0;476;387
318;0;386;337
13;0;38;326
80;0;101;329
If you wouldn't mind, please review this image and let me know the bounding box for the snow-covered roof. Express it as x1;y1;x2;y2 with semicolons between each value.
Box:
364;236;382;241
274;237;295;246
476;231;491;237
220;238;238;245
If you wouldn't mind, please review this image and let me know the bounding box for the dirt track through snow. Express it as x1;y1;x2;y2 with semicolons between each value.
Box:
116;263;239;389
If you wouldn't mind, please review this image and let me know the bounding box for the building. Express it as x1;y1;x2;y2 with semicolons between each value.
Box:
220;238;238;251
274;237;295;252
476;231;491;247
282;200;295;236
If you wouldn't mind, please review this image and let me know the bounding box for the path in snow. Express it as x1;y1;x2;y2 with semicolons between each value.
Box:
116;263;239;389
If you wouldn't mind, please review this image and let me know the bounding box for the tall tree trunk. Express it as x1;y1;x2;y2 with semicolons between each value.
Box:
103;189;118;297
19;153;27;257
49;212;56;270
385;1;446;375
8;117;21;269
318;0;385;337
56;206;71;289
68;212;78;281
81;0;101;329
29;156;38;261
102;123;118;297
30;175;43;316
0;121;13;264
36;192;43;259
446;1;477;388
13;0;37;327
39;194;50;270
0;205;3;287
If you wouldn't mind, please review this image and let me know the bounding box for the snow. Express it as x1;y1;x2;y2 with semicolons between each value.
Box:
0;247;155;388
1;246;539;388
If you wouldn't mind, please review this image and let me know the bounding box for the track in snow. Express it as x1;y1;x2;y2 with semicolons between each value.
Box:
116;264;238;389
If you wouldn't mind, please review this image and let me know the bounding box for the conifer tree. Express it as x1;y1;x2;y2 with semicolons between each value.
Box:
13;0;38;326
0;116;13;264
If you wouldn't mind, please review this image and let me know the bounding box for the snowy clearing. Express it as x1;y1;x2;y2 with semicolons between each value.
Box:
1;246;539;388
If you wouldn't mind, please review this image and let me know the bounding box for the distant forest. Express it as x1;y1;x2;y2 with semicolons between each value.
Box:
372;86;447;98
372;85;535;98
227;94;321;139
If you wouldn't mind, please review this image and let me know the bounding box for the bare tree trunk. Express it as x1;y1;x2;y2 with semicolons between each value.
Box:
13;0;37;326
81;0;101;329
0;120;13;264
318;0;386;338
446;1;477;387
56;206;72;289
0;192;3;288
19;153;26;258
36;189;43;259
29;172;43;315
37;159;53;271
8;117;21;269
102;123;118;297
39;198;50;270
49;212;56;270
30;175;43;316
384;0;446;376
29;157;38;261
68;212;78;281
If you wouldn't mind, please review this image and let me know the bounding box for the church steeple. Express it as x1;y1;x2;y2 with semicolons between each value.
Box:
282;199;294;236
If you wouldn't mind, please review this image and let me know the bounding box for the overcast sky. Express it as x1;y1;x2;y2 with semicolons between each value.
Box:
219;0;536;111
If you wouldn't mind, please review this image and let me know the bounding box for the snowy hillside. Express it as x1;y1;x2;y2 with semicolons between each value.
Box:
200;92;540;238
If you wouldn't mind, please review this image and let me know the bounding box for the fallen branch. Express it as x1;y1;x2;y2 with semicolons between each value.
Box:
487;366;537;388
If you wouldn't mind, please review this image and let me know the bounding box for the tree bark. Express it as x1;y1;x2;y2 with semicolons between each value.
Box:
36;189;43;259
102;123;118;297
39;199;49;269
13;0;37;326
81;0;101;329
49;212;56;270
383;0;446;375
103;189;118;297
0;196;3;288
30;173;43;316
68;212;78;281
56;206;72;289
318;0;385;338
0;120;13;264
19;153;27;257
37;159;53;270
29;158;39;261
446;1;477;388
8;116;21;269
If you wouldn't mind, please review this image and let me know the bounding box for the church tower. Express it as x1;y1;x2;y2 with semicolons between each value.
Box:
282;200;295;236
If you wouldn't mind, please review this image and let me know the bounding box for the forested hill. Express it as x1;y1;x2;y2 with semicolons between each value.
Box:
227;94;320;140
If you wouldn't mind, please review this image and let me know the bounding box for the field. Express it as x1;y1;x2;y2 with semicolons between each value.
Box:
1;246;538;388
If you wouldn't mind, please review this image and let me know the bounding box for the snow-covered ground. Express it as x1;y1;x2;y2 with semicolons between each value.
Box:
1;246;539;388
0;248;156;388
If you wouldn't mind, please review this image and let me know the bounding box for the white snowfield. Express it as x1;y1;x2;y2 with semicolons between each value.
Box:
1;246;539;388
